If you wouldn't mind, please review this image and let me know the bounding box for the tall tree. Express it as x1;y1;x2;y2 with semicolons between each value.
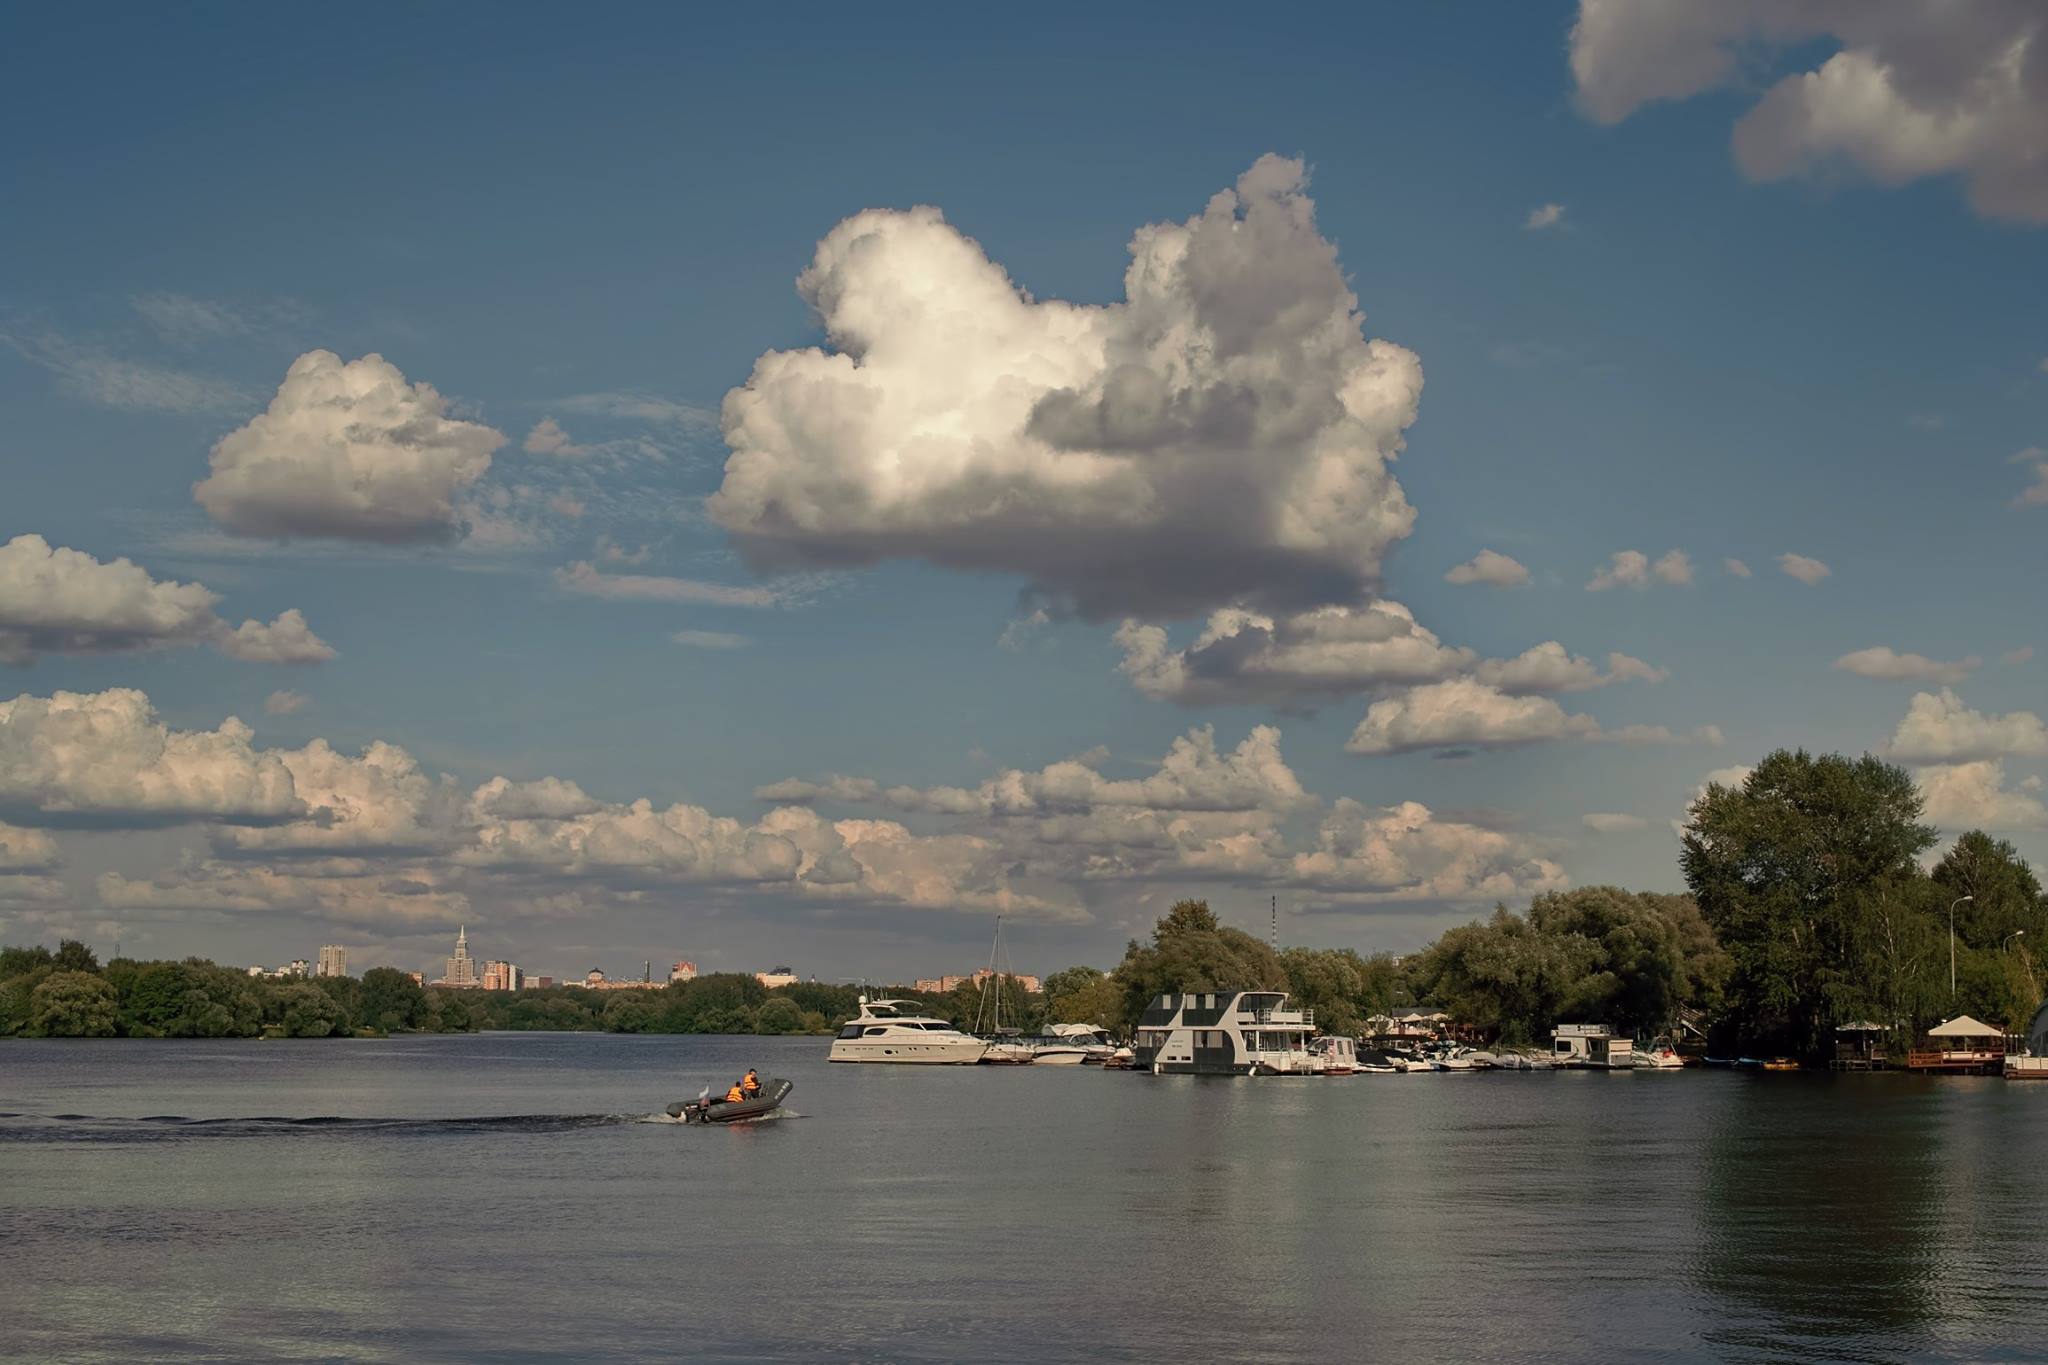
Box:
1681;750;1937;1055
1932;831;2047;1029
30;971;117;1037
1111;899;1286;1029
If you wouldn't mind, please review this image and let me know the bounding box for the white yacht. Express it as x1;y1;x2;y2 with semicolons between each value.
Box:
829;997;989;1064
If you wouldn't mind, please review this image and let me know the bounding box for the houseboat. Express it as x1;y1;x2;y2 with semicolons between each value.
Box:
1132;990;1316;1075
1551;1023;1635;1069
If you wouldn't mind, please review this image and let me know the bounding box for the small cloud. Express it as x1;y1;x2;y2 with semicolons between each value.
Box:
1444;549;1530;588
1583;812;1647;833
2038;358;2048;376
264;689;309;715
1835;647;1979;685
671;629;749;650
524;417;592;458
554;561;791;608
1588;549;1690;591
1524;203;1566;231
547;493;585;520
595;535;651;566
1778;552;1831;585
2012;447;2048;507
555;392;718;429
2006;646;2035;665
1724;557;1752;579
997;608;1052;651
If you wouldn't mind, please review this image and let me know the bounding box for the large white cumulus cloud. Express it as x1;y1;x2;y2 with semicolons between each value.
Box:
0;535;332;666
1570;0;2048;223
195;350;506;543
41;689;1574;930
709;156;1423;618
0;689;299;823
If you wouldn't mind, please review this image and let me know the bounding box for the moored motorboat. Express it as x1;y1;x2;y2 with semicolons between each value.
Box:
980;1034;1038;1065
1309;1035;1359;1075
829;997;989;1064
1037;1023;1117;1065
1637;1045;1685;1069
669;1077;794;1123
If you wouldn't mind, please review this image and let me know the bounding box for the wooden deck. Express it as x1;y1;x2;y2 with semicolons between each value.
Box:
1905;1046;2004;1073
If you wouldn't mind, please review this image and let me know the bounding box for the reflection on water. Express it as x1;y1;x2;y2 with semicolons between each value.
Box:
4;1037;2047;1362
1696;1074;2048;1361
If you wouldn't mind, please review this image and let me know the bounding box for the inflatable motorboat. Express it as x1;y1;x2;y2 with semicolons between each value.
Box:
667;1077;793;1123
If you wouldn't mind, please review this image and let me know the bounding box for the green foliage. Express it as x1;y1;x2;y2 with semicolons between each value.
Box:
755;997;805;1033
275;982;344;1038
1045;967;1125;1033
1109;899;1286;1030
29;970;117;1037
1932;832;2048;1031
360;967;428;1033
1682;750;1940;1054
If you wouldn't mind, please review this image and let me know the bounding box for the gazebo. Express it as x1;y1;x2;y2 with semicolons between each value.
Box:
1832;1020;1890;1070
1907;1015;2007;1073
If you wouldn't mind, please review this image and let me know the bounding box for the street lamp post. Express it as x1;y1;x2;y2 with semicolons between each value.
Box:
2005;929;2027;952
1950;895;1974;999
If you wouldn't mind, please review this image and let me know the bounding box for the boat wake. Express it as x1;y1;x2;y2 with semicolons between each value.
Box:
1;1112;652;1141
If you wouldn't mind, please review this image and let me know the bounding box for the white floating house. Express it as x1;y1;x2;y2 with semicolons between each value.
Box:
1133;990;1316;1075
1552;1023;1635;1069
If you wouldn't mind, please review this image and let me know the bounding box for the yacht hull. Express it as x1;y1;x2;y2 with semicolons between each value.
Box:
828;1039;988;1064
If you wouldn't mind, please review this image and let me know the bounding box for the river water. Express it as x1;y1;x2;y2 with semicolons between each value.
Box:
3;1034;2046;1362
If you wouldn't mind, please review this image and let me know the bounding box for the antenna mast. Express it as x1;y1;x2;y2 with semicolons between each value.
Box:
1270;895;1278;951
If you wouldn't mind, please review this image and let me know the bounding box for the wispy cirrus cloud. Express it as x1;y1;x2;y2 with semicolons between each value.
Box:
0;325;253;414
552;560;806;608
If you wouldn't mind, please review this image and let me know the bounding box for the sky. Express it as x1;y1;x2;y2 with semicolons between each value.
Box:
3;2;2045;984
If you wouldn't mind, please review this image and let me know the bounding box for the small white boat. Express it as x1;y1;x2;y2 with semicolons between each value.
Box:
1309;1035;1359;1075
1637;1045;1685;1069
979;1033;1038;1065
1036;1023;1116;1065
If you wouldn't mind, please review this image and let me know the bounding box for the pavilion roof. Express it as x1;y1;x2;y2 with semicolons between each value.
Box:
1928;1015;2001;1037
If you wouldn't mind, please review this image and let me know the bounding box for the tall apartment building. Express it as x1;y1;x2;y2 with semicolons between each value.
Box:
317;945;348;978
481;960;522;991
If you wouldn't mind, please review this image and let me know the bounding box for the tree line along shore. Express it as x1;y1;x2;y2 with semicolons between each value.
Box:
5;750;2042;1057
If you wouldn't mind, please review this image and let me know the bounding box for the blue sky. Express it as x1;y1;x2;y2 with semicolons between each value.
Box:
3;2;2044;982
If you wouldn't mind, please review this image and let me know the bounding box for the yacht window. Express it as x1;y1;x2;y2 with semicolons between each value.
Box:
864;1027;889;1036
837;1024;862;1039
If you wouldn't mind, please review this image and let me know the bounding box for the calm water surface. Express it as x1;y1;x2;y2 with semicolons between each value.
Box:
4;1034;2048;1362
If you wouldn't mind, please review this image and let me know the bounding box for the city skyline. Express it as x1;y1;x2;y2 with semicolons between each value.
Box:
2;3;2045;980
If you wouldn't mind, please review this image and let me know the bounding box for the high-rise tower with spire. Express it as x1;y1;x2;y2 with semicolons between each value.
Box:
440;925;479;987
